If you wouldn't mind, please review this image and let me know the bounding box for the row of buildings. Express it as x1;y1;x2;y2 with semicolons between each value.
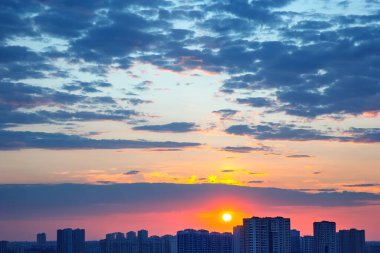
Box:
233;218;365;253
0;217;371;253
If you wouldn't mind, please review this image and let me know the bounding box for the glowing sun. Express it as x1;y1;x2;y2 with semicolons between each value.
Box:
222;212;232;222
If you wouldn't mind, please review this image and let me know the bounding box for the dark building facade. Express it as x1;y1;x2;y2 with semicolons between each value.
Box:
233;217;291;253
57;229;85;253
290;230;301;253
100;231;176;253
36;233;46;246
313;221;336;253
337;229;365;253
300;236;313;253
177;229;232;253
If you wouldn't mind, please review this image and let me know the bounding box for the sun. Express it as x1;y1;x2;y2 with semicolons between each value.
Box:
222;212;232;222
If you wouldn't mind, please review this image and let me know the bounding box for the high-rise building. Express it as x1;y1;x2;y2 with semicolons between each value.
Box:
100;231;176;253
0;241;8;253
177;229;231;253
233;226;244;253
161;235;177;253
239;216;291;253
57;229;85;253
337;229;365;253
177;229;209;253
313;221;336;253
290;230;301;253
37;233;47;246
138;230;149;253
300;236;313;253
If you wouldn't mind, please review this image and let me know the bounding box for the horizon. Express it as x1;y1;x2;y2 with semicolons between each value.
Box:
0;0;379;244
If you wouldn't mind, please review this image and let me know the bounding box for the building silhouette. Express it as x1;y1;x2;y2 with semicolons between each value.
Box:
0;241;8;253
37;233;46;246
100;231;176;253
337;229;365;253
300;236;313;253
177;229;232;253
313;221;336;253
233;216;291;253
57;229;85;253
290;230;301;253
233;226;244;253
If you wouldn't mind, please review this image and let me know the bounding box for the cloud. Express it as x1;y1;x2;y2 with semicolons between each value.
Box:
212;109;239;120
248;180;264;184
124;170;140;175
0;82;140;127
342;183;380;187
286;154;313;158
236;97;273;107
1;183;379;219
346;128;380;143
124;98;153;106
96;181;114;185
225;123;338;141
62;81;112;93
221;169;235;173
221;145;272;153
132;122;199;133
298;188;338;193
0;130;201;150
225;123;380;143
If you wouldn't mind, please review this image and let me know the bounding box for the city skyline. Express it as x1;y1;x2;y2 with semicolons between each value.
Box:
0;0;379;244
0;215;370;253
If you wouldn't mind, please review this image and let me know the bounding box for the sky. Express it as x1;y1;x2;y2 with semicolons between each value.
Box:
0;0;379;241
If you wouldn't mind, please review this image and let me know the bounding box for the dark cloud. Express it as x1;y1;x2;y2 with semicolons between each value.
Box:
123;98;153;106
0;130;201;150
124;170;140;175
342;183;380;187
0;0;379;129
248;180;264;184
62;81;112;93
226;123;380;143
286;154;313;158
347;128;380;143
222;145;272;153
212;109;239;120
221;169;235;173
0;46;60;81
96;181;114;185
0;82;140;127
133;122;198;133
236;97;273;107
2;183;379;219
225;123;340;141
298;188;338;193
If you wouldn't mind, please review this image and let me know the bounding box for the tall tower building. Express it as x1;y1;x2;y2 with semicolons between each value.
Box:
138;230;149;253
233;226;244;253
239;216;291;253
300;236;313;253
177;229;209;253
0;241;9;253
313;221;336;253
37;233;46;246
337;229;365;253
57;229;85;253
290;230;301;253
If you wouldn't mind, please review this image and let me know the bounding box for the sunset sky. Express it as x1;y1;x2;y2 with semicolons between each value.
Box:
0;0;379;241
